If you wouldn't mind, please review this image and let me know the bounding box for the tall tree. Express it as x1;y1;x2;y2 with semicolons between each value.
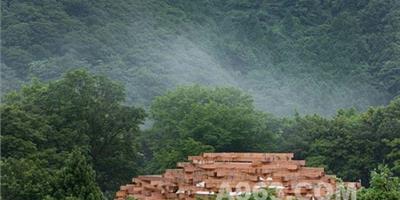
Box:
52;149;103;200
144;85;278;172
2;69;146;192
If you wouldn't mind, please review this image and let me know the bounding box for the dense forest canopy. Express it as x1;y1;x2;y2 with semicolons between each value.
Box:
1;0;400;200
1;70;399;199
1;0;399;115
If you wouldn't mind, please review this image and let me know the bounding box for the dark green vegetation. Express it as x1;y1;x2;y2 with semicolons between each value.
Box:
1;70;399;199
1;70;145;199
1;0;400;115
142;85;400;186
1;0;400;199
357;165;400;200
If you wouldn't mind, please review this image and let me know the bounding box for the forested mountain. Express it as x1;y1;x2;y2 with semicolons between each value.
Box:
1;0;400;199
2;0;399;115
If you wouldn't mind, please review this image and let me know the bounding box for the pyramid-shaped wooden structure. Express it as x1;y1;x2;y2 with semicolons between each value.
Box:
115;153;360;200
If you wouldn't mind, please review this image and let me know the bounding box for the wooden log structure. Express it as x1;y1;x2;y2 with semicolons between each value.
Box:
115;153;360;200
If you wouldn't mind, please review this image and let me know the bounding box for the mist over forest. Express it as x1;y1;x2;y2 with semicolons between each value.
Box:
1;0;400;200
2;0;399;115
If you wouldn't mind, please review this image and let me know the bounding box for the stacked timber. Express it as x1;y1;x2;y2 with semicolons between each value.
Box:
115;153;360;200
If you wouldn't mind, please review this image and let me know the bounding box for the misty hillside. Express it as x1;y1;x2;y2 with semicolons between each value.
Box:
2;0;400;115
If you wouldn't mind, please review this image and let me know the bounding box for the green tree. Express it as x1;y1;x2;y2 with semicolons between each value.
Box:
0;105;50;159
358;165;400;200
2;69;146;192
1;157;55;200
280;98;400;184
52;149;103;200
384;138;400;176
150;85;275;152
144;85;277;172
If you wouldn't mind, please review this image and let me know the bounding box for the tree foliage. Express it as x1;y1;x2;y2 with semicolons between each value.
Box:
1;69;145;198
1;72;399;198
358;165;400;200
1;0;400;197
1;0;399;115
278;98;400;184
142;86;277;172
1;157;55;200
51;149;103;200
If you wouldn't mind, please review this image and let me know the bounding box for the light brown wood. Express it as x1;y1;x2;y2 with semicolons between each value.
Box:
115;153;360;200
